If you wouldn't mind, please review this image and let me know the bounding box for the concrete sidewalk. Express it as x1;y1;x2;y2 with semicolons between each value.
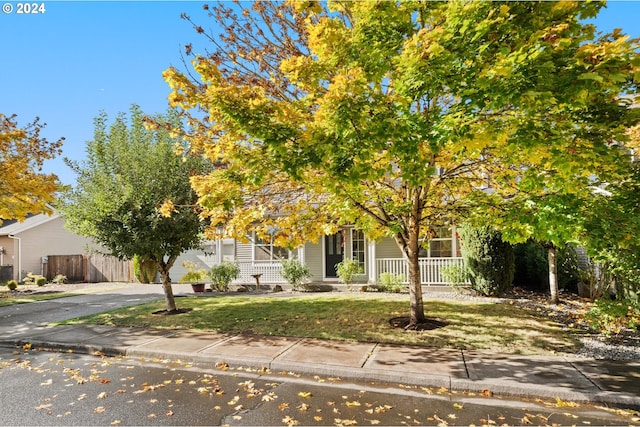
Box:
3;323;639;409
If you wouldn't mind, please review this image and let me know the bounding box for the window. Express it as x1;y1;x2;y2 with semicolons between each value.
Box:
419;226;455;258
253;234;290;261
351;229;366;270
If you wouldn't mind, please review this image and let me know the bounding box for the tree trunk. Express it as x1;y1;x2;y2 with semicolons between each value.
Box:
547;245;559;304
394;224;426;328
157;261;177;312
407;247;426;326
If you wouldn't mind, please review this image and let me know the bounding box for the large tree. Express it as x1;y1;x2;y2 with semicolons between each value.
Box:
60;105;207;312
0;113;63;223
166;1;639;327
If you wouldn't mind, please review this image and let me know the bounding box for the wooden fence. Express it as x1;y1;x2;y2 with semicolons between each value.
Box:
45;254;131;283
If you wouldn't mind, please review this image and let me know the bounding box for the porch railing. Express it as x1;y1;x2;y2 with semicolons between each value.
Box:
234;261;286;284
376;257;467;286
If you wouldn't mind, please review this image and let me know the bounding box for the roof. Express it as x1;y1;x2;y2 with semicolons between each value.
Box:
0;212;60;236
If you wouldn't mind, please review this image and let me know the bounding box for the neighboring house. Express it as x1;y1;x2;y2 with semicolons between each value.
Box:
212;226;465;289
0;212;99;282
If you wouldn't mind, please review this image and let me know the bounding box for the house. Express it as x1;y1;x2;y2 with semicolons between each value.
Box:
0;212;99;282
207;226;465;289
0;210;464;289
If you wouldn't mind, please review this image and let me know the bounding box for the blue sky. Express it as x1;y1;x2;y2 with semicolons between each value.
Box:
1;1;639;186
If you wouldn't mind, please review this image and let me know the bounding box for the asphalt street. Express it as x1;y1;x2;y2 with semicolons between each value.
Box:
1;346;637;426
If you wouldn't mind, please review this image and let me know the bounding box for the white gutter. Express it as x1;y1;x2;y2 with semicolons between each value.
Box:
8;234;21;282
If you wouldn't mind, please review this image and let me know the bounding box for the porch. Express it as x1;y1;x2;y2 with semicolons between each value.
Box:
233;257;468;287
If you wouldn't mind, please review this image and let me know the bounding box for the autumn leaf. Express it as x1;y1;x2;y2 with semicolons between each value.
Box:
345;400;361;407
35;403;52;410
282;415;299;426
335;418;357;426
297;403;310;411
97;392;107;399
94;406;106;414
298;391;312;398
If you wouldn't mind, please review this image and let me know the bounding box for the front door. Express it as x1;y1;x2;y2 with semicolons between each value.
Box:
324;232;344;278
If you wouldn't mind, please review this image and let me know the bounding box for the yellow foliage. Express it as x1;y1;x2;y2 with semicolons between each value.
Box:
0;114;62;223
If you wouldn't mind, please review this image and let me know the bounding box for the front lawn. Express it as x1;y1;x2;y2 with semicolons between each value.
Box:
57;293;580;355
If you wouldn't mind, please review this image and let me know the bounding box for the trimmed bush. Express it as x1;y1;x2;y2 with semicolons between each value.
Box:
459;225;514;297
22;272;46;287
335;259;363;290
133;255;157;283
280;259;312;290
6;280;18;291
209;261;240;292
377;272;404;293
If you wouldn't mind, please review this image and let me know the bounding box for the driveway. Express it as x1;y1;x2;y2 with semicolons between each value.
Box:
0;282;193;339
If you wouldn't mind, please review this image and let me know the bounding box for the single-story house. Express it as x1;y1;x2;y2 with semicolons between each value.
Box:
198;225;466;289
0;210;464;289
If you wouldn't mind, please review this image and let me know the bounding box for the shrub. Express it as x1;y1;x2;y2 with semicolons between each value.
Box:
22;272;46;287
585;297;640;335
513;240;580;292
377;272;404;293
459;225;514;297
209;261;240;292
440;264;471;292
513;240;548;290
6;280;18;291
180;260;208;284
133;255;157;283
51;274;67;285
280;259;312;290
335;259;363;290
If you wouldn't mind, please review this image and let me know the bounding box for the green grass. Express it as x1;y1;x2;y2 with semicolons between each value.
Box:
0;291;81;306
57;293;580;355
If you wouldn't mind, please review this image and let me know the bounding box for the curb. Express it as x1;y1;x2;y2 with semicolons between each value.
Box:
3;337;639;410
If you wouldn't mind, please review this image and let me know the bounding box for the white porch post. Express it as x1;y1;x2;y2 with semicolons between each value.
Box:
216;239;223;264
367;240;376;285
297;245;305;263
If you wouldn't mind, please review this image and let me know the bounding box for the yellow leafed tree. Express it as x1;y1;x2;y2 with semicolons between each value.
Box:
0;114;63;223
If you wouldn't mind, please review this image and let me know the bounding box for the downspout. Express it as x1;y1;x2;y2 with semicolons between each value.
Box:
8;234;21;282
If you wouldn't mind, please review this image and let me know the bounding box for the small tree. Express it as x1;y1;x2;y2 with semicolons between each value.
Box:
459;225;514;297
280;259;312;290
60;105;208;313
